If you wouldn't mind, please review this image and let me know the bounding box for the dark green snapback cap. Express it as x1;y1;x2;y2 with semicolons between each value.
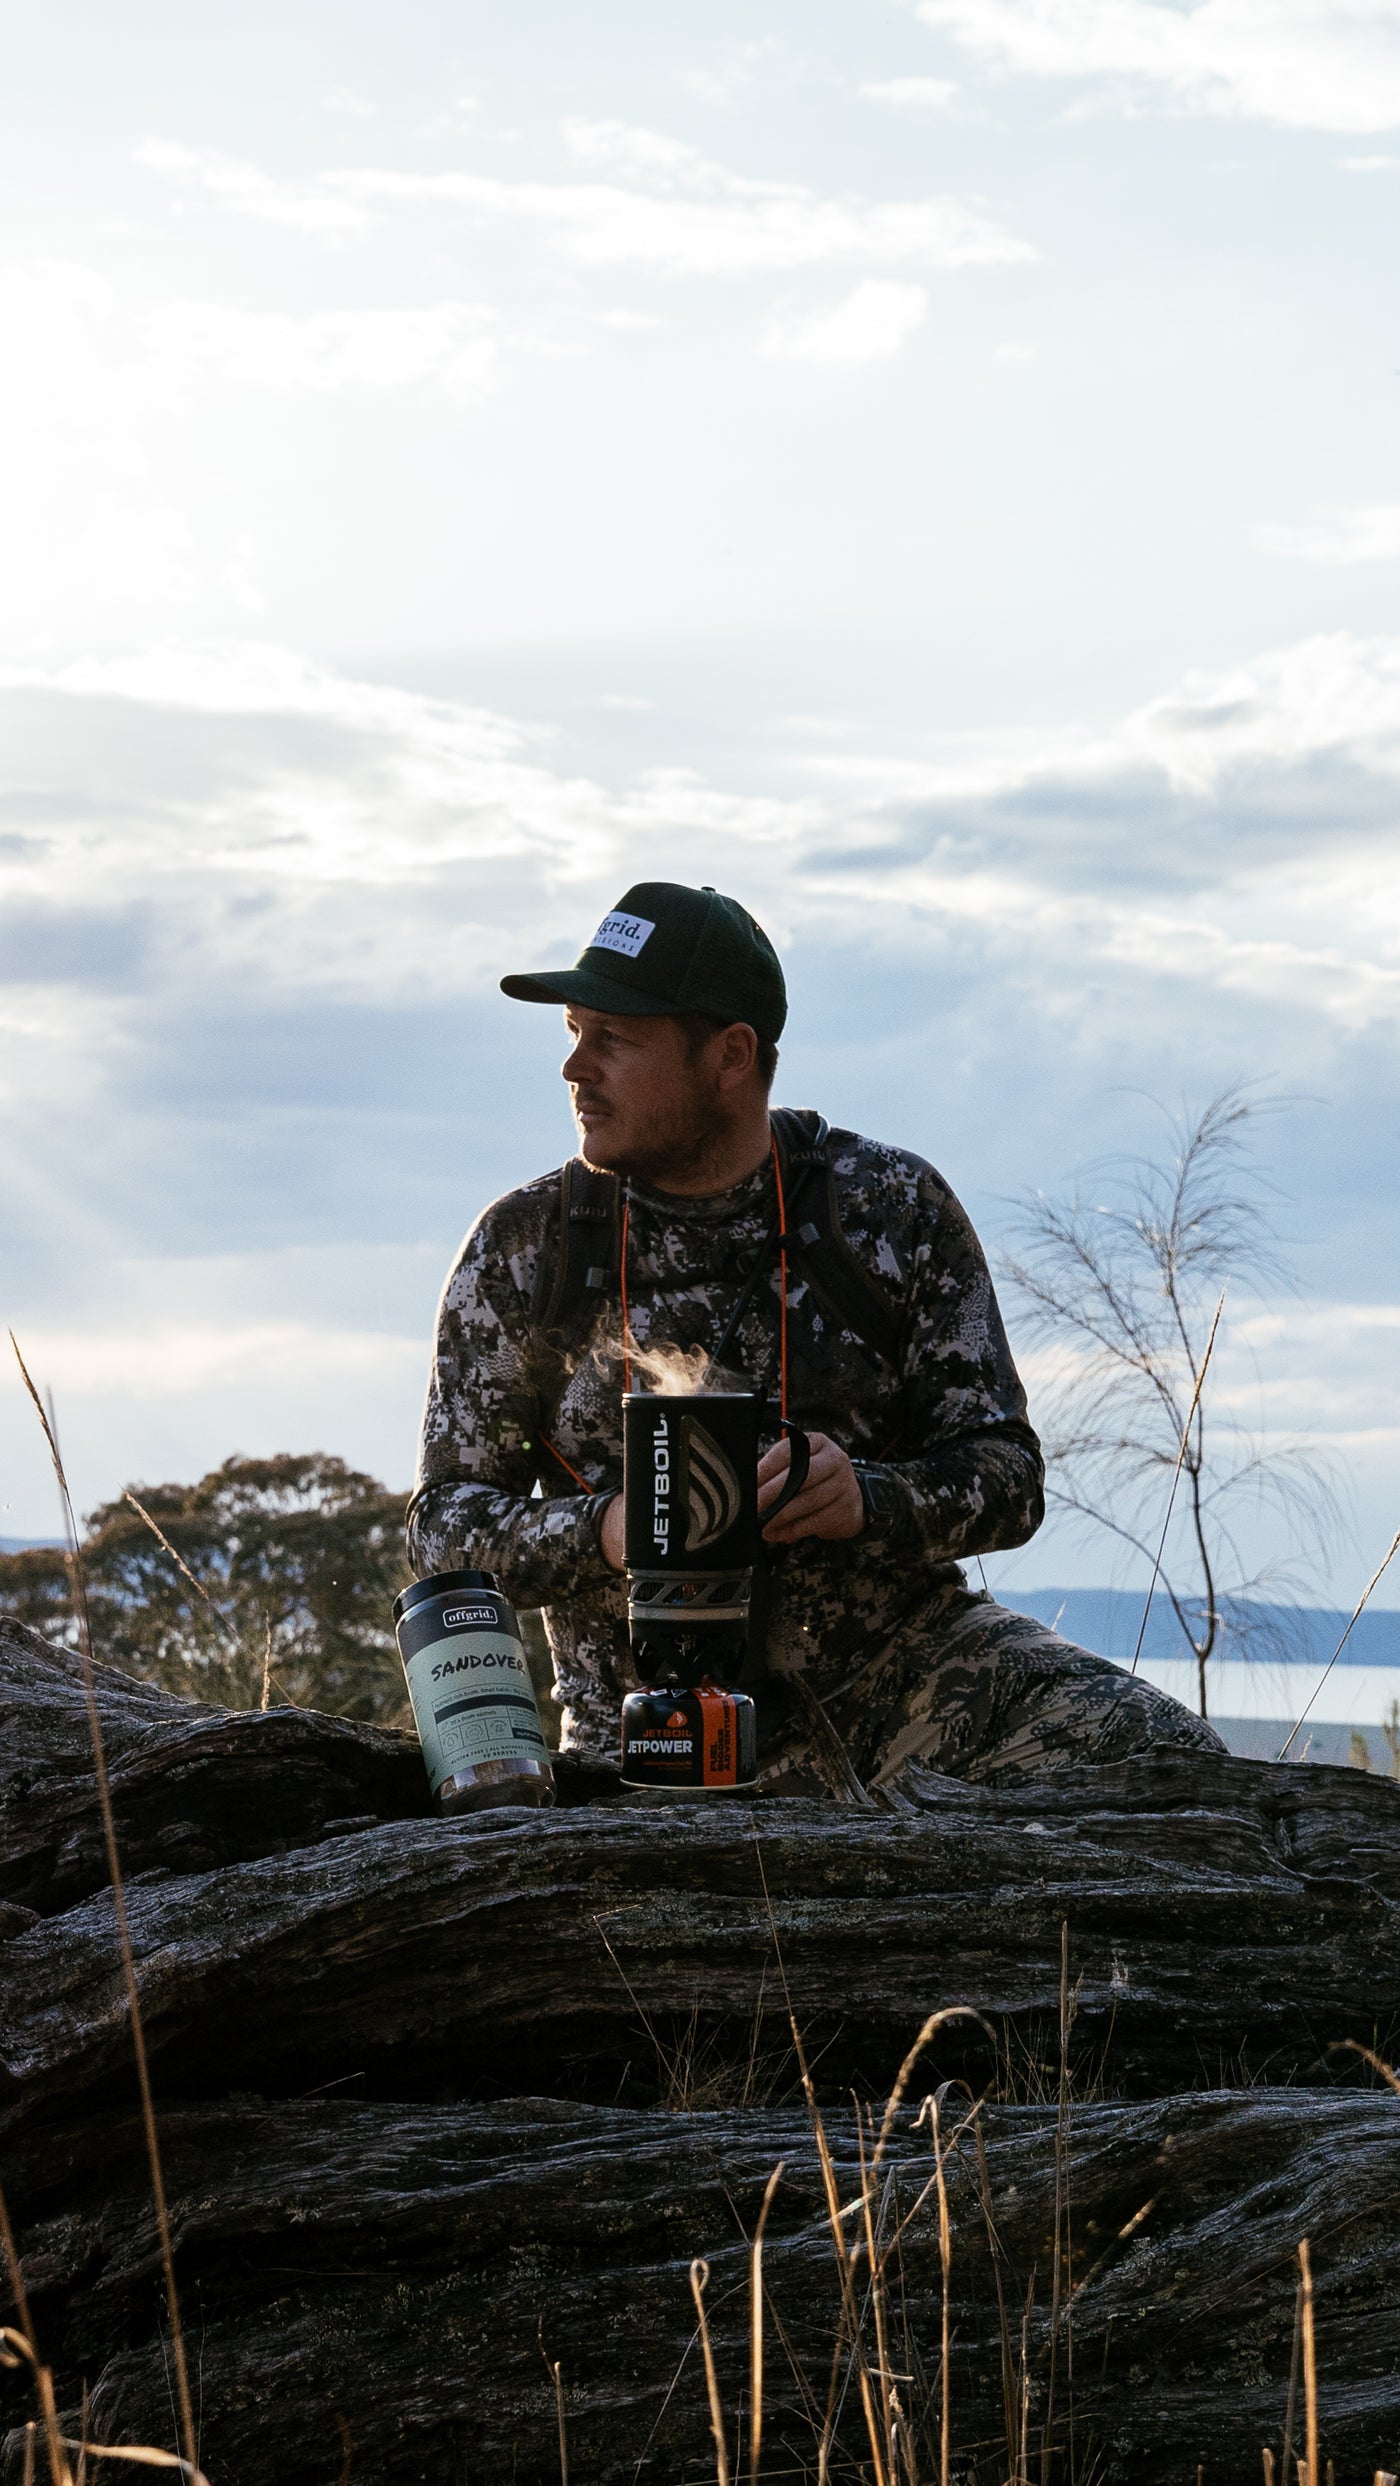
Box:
500;881;787;1040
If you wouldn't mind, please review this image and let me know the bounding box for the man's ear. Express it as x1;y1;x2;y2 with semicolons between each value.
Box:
715;1021;759;1093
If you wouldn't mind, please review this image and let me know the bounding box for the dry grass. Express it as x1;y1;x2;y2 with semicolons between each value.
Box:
593;1913;802;2113
653;1877;1399;2486
5;1339;203;2483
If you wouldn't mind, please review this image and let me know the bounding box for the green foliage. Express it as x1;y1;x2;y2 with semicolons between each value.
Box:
0;1453;414;1725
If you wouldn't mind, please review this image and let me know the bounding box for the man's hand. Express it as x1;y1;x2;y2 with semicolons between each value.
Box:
599;1490;626;1571
598;1434;865;1567
757;1431;865;1545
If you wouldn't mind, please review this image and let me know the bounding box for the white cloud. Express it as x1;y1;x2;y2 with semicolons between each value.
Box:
137;126;1035;276
0;260;196;633
762;278;930;365
20;1316;421;1401
133;140;372;236
2;1284;431;1522
0;645;613;905
0;260;507;642
1257;504;1400;563
916;0;1400;133
145;299;502;407
789;631;1400;1034
560;119;722;185
7;632;1400;1573
0;260;499;418
0;643;820;948
5;628;1400;1037
222;536;265;615
682;40;778;105
860;77;960;107
1340;150;1400;165
325;87;376;119
995;339;1036;360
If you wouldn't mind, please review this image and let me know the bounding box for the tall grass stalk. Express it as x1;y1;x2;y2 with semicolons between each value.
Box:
1329;2039;1400;2100
56;2446;208;2479
1299;2240;1319;2486
929;2095;953;2486
855;2108;896;2483
971;2109;1020;2479
748;2162;783;2486
1018;2285;1033;2486
121;1490;294;1709
1040;1921;1077;2484
551;2361;569;2486
121;1493;243;1662
9;1337;199;2477
1279;1522;1400;1760
1;2182;67;2484
690;2260;730;2486
1281;2275;1303;2485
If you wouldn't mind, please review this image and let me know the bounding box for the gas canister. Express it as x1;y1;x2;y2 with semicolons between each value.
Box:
620;1680;758;1795
393;1568;555;1813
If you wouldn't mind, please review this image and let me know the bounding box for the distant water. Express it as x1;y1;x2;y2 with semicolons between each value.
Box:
992;1586;1400;1669
994;1585;1400;1768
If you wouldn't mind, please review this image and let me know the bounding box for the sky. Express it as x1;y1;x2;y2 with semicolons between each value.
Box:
2;0;1400;1608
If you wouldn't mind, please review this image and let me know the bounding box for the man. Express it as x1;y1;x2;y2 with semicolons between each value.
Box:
408;881;1223;1796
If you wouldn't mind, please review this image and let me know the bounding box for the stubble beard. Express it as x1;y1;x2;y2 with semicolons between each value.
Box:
576;1086;731;1187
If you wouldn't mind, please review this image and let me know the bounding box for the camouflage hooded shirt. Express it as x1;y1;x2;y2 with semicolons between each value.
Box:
407;1122;1045;1760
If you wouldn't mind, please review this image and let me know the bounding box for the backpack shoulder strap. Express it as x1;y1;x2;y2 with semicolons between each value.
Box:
530;1156;622;1385
770;1107;905;1370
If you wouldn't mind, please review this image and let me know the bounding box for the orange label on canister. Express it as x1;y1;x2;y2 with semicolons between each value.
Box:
696;1683;737;1785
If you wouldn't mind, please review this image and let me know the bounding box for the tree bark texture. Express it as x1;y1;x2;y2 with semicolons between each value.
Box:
2;1619;1399;2480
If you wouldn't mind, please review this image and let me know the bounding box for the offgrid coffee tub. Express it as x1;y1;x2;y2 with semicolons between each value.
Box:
394;1568;555;1813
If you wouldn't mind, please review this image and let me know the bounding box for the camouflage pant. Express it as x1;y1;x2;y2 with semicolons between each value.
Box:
760;1585;1225;1797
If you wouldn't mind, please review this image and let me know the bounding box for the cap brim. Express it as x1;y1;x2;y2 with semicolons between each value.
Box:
499;968;679;1015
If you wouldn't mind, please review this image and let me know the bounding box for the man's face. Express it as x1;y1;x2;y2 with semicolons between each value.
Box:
562;1007;726;1183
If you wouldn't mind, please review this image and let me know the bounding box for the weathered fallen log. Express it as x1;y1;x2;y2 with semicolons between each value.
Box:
0;1620;427;1918
4;2088;1398;2482
4;1754;1398;2123
4;1622;1400;2482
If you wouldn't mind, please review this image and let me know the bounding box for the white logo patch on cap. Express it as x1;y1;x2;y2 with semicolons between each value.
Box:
590;912;655;959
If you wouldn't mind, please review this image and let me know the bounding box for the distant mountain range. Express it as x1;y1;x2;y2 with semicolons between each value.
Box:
993;1587;1400;1670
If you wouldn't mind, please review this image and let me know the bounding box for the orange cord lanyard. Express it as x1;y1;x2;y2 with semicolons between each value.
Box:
619;1196;632;1395
548;1140;791;1493
539;1434;595;1493
618;1136;789;1420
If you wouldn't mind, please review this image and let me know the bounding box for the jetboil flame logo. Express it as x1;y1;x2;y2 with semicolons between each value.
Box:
682;1415;742;1552
650;1409;743;1554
